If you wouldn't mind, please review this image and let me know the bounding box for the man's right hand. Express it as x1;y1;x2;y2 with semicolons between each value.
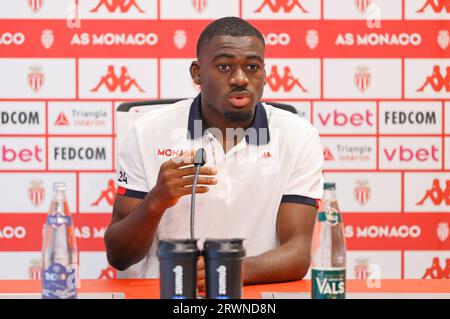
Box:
149;149;218;212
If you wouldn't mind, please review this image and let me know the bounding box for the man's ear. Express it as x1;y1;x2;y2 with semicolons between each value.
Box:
190;61;201;85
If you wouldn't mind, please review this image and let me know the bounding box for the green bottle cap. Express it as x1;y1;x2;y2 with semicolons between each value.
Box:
324;182;336;190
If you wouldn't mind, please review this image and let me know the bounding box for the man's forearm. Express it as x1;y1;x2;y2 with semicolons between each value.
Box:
104;194;165;271
243;240;311;285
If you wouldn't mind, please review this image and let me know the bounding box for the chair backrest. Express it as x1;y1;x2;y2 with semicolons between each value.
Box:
115;99;298;157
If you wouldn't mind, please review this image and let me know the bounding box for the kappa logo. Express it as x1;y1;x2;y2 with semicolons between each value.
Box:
98;265;117;279
437;222;449;242
416;65;450;93
91;66;145;93
323;147;334;161
54;112;69;126
422;257;450;279
28;179;45;207
91;179;116;207
41;29;54;50
416;179;450;206
266;65;308;93
354;65;371;93
254;0;308;13
28;0;44;13
192;0;208;13
174;30;187;50
355;0;371;14
261;151;272;159
354;178;370;206
417;0;450;13
437;30;449;50
27;65;44;93
90;0;145;13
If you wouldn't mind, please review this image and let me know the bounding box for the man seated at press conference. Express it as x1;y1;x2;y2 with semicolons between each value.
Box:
105;17;324;290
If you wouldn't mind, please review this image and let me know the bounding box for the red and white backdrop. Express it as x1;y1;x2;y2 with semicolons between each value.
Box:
0;0;449;281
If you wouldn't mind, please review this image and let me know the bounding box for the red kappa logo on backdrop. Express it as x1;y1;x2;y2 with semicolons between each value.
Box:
355;0;371;13
417;0;450;13
192;0;208;13
354;65;371;93
354;178;371;206
90;0;145;13
254;0;308;13
91;179;116;206
27;65;44;93
416;66;450;93
54;112;69;126
416;179;450;206
323;147;334;161
99;265;118;279
91;66;145;93
28;179;45;207
422;258;450;279
28;0;44;13
266;66;308;93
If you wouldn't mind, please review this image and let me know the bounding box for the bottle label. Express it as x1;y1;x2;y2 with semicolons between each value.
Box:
317;209;342;226
42;263;77;299
46;213;72;227
311;269;346;299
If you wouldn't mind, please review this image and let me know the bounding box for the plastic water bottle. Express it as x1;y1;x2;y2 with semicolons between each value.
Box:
311;182;347;299
41;182;78;299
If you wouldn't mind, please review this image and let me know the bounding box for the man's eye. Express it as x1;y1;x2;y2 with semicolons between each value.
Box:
247;64;260;72
217;65;230;72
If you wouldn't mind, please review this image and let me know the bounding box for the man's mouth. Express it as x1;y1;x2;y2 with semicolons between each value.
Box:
227;92;252;108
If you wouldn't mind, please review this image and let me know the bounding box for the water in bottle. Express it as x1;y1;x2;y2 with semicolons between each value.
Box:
41;182;78;299
311;182;346;299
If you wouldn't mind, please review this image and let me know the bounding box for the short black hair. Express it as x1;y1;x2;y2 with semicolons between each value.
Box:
196;17;265;57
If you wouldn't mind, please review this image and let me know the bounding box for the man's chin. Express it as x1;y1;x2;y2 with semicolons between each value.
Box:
223;110;253;123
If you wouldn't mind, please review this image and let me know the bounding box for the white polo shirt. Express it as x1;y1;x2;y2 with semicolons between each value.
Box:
116;94;324;278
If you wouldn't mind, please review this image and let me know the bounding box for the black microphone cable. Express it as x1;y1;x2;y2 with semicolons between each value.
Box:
190;148;206;240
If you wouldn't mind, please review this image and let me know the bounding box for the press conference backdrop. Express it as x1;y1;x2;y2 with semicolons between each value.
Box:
0;0;449;281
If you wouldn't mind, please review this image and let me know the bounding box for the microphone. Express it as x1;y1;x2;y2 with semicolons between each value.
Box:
190;148;207;240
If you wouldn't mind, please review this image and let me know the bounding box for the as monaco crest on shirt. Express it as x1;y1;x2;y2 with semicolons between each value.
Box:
192;0;208;13
354;178;371;206
437;222;449;242
355;0;371;14
28;179;45;207
354;65;371;93
437;30;449;50
41;29;54;50
28;0;44;13
305;30;319;50
173;30;187;50
27;65;45;93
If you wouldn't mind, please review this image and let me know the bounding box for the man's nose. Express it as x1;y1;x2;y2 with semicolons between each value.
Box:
229;67;249;86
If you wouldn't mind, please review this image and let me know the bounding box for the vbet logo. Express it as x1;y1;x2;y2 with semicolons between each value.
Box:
263;59;320;99
313;102;376;134
379;137;441;170
0;138;45;170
